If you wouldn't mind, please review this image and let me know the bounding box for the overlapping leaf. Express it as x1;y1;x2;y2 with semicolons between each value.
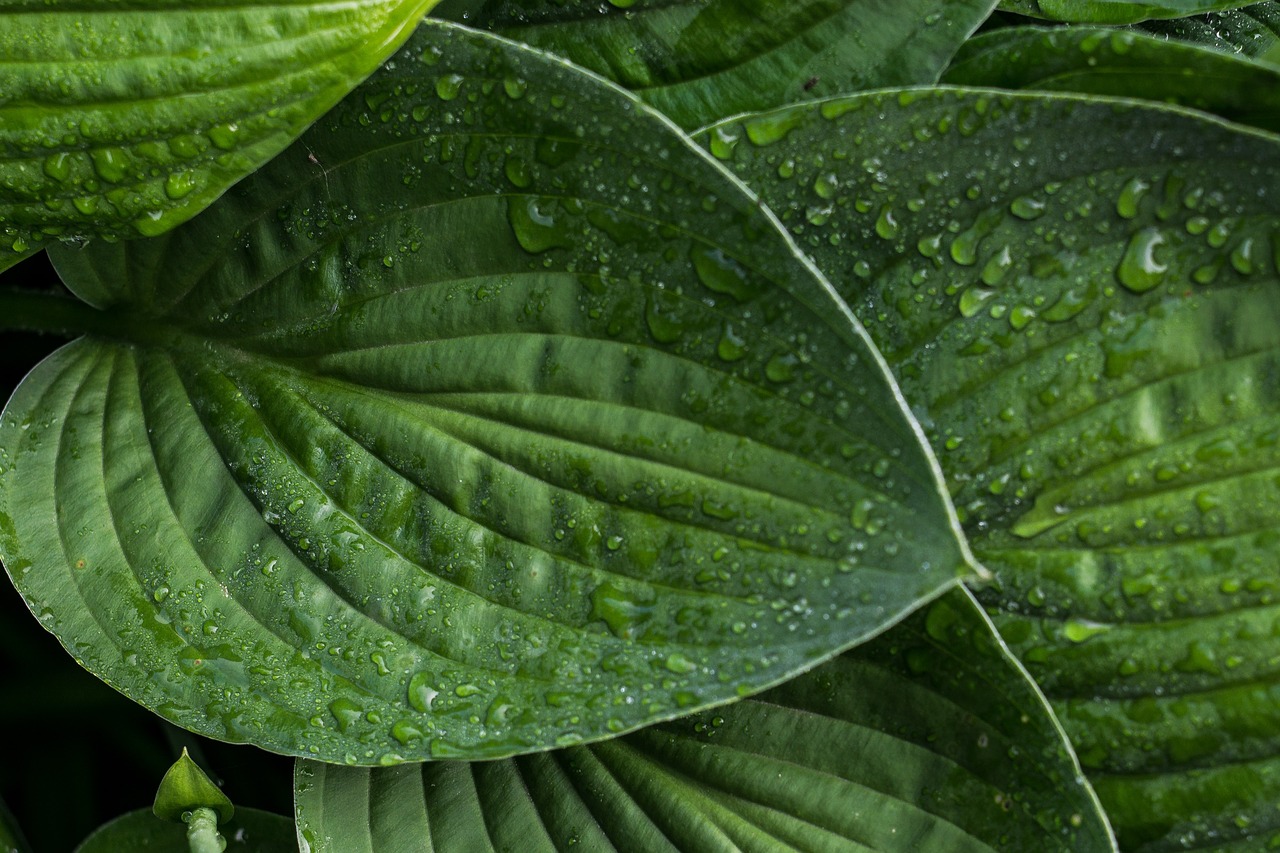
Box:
0;22;974;765
1133;1;1280;65
942;26;1280;133
294;589;1113;853
0;0;439;273
430;0;997;130
998;0;1257;22
700;90;1280;849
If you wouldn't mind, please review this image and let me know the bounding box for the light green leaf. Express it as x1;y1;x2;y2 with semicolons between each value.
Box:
153;748;234;825
942;26;1280;133
294;588;1113;853
0;21;973;764
997;0;1256;22
0;0;439;273
75;807;293;853
430;0;998;130
1133;1;1280;66
700;89;1280;850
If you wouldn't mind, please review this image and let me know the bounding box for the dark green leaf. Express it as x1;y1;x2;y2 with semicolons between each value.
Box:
997;0;1256;22
1133;1;1280;66
0;797;31;853
700;89;1280;850
153;749;234;824
0;0;439;273
294;588;1113;853
75;807;292;853
431;0;998;130
942;26;1280;133
0;21;973;764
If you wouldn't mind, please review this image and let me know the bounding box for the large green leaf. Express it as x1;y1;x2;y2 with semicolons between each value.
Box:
75;807;293;853
0;21;973;765
942;26;1280;133
430;0;998;130
294;589;1113;853
997;0;1256;22
0;0;439;273
1133;1;1280;66
698;90;1280;850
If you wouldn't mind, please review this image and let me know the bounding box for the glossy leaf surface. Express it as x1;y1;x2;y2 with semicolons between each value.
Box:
0;22;972;765
294;589;1113;853
1133;1;1280;65
942;26;1280;133
75;807;293;853
430;0;997;130
701;89;1280;851
0;0;438;273
997;0;1255;22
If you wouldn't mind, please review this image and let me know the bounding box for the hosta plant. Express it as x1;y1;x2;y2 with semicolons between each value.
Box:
1;1;1278;851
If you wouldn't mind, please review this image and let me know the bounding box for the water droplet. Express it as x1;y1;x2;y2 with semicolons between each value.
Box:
875;205;899;240
508;197;573;253
328;698;363;733
502;76;528;99
43;152;73;182
164;171;198;200
709;126;739;160
980;245;1013;285
690;244;754;301
89;147;127;183
590;580;656;641
958;287;995;318
407;672;438;712
208;123;241;151
1062;619;1109;643
1009;195;1046;220
435;74;464;101
1116;226;1168;293
1116;177;1150;219
664;653;697;674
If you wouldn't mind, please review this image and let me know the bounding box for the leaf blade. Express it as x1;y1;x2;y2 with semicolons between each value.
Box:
294;589;1115;853
942;25;1280;134
431;0;998;129
2;21;972;763
698;88;1280;850
0;0;438;269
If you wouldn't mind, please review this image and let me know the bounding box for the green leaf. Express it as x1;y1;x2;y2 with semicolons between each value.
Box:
0;797;32;853
430;0;998;130
153;749;234;825
942;26;1280;134
1133;1;1280;66
997;0;1256;22
294;588;1114;853
699;90;1280;850
0;0;439;273
0;21;973;764
75;807;293;853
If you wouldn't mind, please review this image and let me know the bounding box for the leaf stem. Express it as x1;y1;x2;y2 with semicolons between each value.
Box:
185;807;226;853
0;288;115;339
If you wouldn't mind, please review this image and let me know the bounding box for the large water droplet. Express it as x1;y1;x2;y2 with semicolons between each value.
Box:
1116;226;1168;293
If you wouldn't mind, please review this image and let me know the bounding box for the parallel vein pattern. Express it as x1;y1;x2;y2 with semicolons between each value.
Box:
0;22;972;763
430;0;997;129
700;90;1280;850
294;591;1114;853
0;0;437;272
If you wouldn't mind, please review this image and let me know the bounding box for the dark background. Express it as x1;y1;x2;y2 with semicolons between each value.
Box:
0;253;293;852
